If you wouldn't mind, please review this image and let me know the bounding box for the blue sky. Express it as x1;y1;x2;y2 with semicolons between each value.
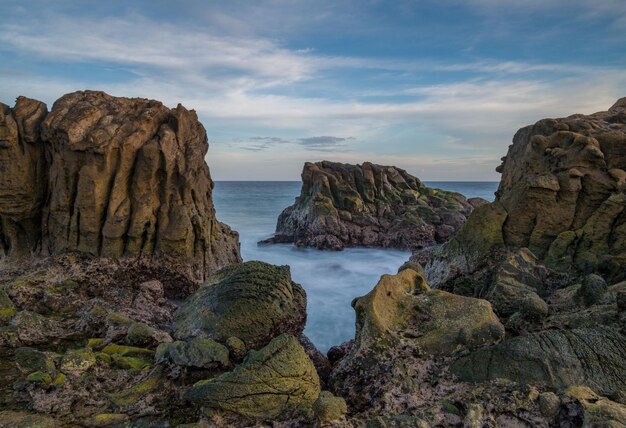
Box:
1;0;625;180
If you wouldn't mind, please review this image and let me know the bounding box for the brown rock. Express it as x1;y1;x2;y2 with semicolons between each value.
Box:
262;161;477;250
428;97;626;287
0;97;48;258
0;91;241;281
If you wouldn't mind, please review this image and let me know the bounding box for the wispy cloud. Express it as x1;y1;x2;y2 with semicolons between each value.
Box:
0;2;624;180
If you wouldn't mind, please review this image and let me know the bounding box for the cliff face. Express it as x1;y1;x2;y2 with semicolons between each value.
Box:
265;161;482;250
428;98;626;287
0;91;240;280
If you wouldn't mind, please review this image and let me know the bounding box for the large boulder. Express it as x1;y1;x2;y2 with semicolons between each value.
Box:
0;91;241;280
185;334;320;420
428;98;626;287
263;161;480;250
173;261;307;350
351;268;504;357
451;326;626;396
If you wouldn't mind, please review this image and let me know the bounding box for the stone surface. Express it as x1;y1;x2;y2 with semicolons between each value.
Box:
564;386;626;427
0;97;48;259
155;338;229;368
428;98;626;287
313;391;348;423
174;261;307;349
0;91;241;281
451;327;626;395
351;269;504;357
185;334;321;420
263;161;480;250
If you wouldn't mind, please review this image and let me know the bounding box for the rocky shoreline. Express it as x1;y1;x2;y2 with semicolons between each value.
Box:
0;92;625;427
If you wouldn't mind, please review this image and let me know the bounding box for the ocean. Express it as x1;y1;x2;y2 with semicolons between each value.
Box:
213;181;499;352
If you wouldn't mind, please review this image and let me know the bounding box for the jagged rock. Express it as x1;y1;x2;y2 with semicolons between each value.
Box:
173;261;307;350
0;91;241;281
185;334;321;420
351;269;504;357
451;327;626;395
428;98;626;287
0;97;48;258
263;161;480;250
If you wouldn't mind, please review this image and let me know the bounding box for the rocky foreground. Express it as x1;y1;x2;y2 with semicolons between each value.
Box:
261;161;484;250
1;92;626;427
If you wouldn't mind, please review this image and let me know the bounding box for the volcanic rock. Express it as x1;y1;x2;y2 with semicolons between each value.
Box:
262;161;480;250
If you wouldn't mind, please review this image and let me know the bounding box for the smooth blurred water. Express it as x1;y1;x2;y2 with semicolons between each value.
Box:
213;180;498;352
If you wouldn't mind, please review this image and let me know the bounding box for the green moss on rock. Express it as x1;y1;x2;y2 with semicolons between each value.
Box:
174;261;307;350
185;334;320;420
60;348;96;374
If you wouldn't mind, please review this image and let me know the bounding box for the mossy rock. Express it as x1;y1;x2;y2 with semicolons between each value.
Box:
101;344;154;358
174;261;307;350
0;411;61;427
83;413;129;427
185;334;320;420
109;369;163;407
155;338;229;369
60;348;96;374
126;322;172;346
352;269;504;357
312;391;347;423
0;289;16;325
15;347;56;374
87;338;105;349
111;355;152;371
565;386;626;426
95;352;112;365
26;371;53;386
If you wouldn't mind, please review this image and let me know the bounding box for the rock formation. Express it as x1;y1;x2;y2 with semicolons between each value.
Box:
262;161;482;250
0;91;241;280
173;261;307;350
427;97;626;288
185;334;321;420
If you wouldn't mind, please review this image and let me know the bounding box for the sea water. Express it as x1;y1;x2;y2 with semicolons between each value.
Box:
213;181;498;353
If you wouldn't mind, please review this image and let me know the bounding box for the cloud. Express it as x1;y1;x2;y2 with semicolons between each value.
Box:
230;136;353;152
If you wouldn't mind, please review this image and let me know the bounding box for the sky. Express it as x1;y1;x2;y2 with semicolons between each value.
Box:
1;0;625;180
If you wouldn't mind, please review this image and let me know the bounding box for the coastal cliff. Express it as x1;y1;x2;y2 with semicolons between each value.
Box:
0;91;241;281
263;161;484;250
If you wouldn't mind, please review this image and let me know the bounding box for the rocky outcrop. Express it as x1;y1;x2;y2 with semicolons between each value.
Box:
185;334;321;420
263;161;481;250
451;327;626;396
427;98;626;288
350;268;504;357
173;261;307;349
0;97;48;258
0;91;241;280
